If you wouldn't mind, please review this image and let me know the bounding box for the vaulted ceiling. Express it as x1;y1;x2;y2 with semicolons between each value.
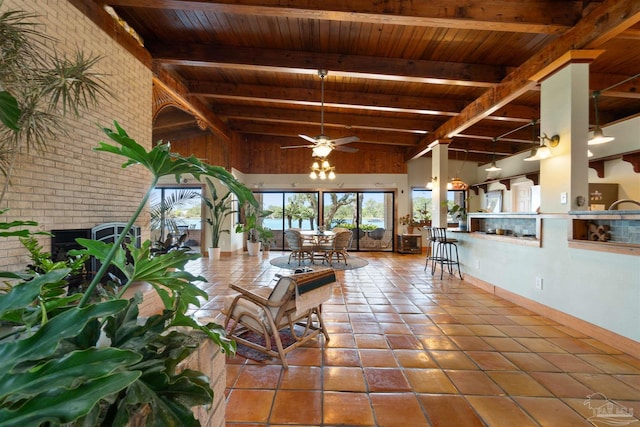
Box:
77;1;640;165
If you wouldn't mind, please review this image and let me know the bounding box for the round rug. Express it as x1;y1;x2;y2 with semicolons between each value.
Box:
269;255;368;271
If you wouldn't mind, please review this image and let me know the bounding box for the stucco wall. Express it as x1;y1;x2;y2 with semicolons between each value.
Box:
454;219;640;344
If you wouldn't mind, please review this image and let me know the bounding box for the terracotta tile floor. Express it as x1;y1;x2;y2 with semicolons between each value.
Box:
184;251;640;426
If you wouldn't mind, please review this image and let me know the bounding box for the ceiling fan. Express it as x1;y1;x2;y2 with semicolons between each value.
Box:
281;69;359;158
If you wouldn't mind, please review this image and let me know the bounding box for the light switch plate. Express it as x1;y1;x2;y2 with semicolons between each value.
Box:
560;192;568;204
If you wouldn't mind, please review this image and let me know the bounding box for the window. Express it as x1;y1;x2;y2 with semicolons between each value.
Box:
150;186;202;244
254;190;395;251
411;189;467;223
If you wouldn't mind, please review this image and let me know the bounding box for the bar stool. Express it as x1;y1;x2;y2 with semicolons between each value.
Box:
430;227;463;279
423;227;441;272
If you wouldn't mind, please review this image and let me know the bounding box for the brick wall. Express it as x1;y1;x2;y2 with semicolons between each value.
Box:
0;0;152;270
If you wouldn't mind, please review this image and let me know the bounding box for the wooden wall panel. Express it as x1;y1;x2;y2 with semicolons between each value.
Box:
168;131;236;171
243;140;408;174
168;134;408;174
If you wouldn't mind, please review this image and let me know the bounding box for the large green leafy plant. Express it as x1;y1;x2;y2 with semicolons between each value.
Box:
0;122;258;426
203;177;236;248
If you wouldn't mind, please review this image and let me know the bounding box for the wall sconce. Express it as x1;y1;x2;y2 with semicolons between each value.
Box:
524;131;559;162
536;133;560;159
426;177;437;189
426;176;465;190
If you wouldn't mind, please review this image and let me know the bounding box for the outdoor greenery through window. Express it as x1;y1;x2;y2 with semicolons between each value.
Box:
411;188;467;223
150;187;202;244
254;191;395;251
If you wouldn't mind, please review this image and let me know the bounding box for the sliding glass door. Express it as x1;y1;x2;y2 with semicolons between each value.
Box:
257;192;319;250
323;191;395;251
256;190;395;252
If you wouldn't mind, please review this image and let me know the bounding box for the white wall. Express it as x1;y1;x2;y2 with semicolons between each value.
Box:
478;116;640;212
466;115;640;344
456;220;640;342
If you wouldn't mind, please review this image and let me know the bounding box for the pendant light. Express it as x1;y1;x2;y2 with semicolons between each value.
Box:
523;119;540;162
485;137;501;171
588;91;614;145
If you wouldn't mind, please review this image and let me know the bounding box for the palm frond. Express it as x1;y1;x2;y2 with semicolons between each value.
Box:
36;51;109;116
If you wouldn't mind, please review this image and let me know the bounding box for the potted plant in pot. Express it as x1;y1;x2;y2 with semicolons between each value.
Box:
203;177;237;260
258;226;275;252
399;214;420;234
448;200;469;231
0;122;258;426
235;206;272;256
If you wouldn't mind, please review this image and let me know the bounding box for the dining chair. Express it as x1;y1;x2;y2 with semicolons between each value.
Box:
284;229;314;265
325;230;352;265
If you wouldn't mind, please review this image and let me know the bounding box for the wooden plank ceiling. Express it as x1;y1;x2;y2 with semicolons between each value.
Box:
84;0;640;165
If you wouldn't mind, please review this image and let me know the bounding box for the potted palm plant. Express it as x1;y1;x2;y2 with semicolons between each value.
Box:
203;177;237;260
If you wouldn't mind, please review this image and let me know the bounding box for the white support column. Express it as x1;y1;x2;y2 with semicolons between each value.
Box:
431;140;450;227
539;64;590;212
534;51;603;212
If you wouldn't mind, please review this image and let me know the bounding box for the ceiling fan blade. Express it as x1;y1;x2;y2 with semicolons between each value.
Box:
332;136;359;146
334;145;359;153
298;134;318;144
281;144;314;149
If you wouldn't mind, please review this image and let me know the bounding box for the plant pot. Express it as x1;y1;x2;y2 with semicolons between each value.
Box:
247;241;261;256
208;247;221;260
458;220;468;231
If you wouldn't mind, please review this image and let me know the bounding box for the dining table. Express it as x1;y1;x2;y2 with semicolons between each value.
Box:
300;230;335;263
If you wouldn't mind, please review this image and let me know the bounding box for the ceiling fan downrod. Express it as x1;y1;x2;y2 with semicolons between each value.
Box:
318;69;327;137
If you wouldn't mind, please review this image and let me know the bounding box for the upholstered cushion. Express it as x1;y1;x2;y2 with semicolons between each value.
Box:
288;268;336;295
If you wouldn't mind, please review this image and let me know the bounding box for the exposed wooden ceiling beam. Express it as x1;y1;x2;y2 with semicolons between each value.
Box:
154;126;210;142
101;0;581;34
152;70;233;141
191;81;538;123
408;0;640;160
231;121;420;146
150;43;505;87
213;105;441;135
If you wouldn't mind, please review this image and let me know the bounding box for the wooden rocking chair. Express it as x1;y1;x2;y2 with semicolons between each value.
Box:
223;268;336;368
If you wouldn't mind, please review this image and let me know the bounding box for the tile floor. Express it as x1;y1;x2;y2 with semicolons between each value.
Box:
184;251;640;426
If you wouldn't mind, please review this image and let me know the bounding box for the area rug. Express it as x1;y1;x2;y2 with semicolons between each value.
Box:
269;255;368;271
230;328;299;363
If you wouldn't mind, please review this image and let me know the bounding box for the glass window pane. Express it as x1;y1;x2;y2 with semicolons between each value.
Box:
411;189;466;223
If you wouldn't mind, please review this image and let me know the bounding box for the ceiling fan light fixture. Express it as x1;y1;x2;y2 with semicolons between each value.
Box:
312;144;332;158
310;158;336;180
